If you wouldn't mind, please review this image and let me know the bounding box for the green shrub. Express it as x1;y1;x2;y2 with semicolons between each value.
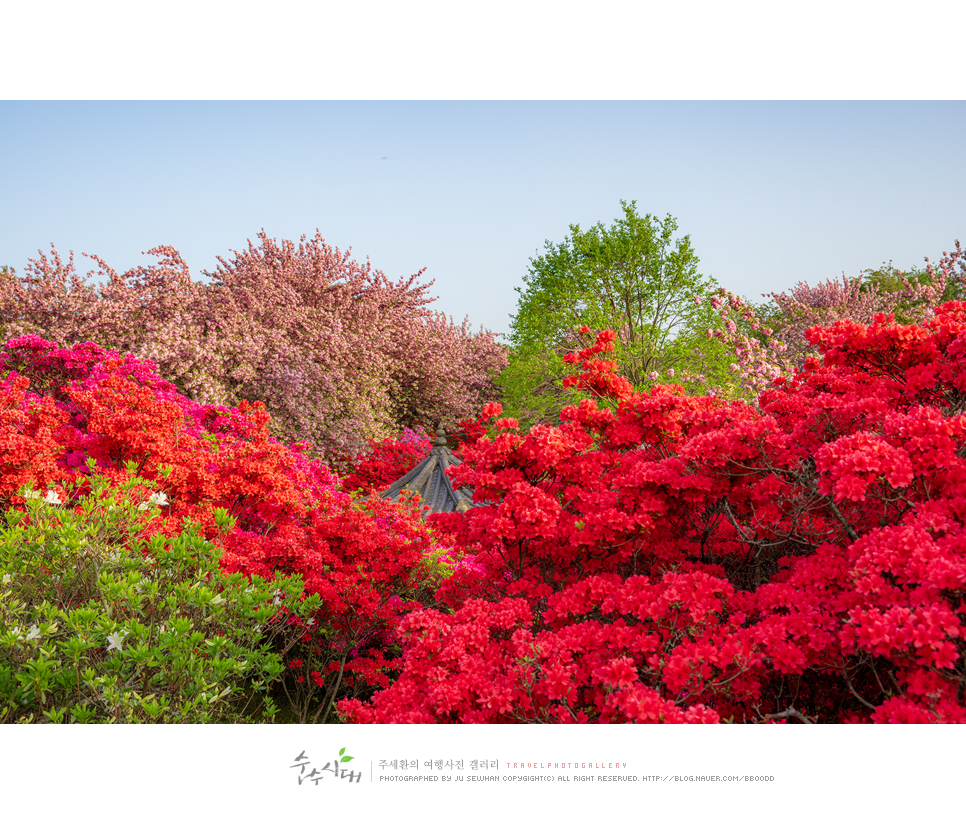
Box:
0;474;318;723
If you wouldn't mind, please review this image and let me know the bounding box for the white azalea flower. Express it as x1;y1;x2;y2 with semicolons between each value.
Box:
23;489;40;500
13;625;42;642
138;491;170;511
106;632;127;651
2;573;11;584
43;490;62;505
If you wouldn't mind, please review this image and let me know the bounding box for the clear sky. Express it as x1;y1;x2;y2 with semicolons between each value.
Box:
3;100;963;343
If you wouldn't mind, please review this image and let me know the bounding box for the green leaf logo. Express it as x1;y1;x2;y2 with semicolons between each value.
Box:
339;747;354;763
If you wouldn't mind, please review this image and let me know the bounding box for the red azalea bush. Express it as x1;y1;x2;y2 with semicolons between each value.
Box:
0;334;456;722
342;311;966;724
340;428;434;494
8;299;966;725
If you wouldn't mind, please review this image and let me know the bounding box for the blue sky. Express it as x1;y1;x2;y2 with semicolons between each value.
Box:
2;100;964;343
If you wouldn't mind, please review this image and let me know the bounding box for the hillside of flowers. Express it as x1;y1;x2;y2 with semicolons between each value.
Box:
2;237;966;723
342;310;966;724
0;334;471;722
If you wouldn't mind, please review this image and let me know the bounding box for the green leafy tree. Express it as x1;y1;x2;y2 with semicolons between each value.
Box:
499;201;748;428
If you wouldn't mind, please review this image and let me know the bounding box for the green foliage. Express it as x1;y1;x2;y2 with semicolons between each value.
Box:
860;260;964;323
495;341;588;431
500;201;750;427
0;474;318;724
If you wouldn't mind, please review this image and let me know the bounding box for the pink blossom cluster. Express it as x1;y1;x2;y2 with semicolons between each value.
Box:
700;241;965;395
0;232;508;463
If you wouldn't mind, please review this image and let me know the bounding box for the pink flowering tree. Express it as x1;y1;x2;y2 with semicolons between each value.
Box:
0;232;508;463
703;241;966;396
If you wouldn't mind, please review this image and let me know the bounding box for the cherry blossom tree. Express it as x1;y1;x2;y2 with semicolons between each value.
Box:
0;232;508;462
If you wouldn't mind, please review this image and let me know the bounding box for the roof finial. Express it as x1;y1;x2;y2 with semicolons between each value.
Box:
434;426;447;448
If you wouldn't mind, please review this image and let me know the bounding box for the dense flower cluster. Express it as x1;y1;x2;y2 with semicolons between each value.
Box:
7;293;966;723
0;233;508;461
342;308;966;723
0;334;454;721
704;241;965;394
340;429;434;494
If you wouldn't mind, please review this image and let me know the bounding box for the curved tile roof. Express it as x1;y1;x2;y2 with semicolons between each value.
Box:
379;427;478;514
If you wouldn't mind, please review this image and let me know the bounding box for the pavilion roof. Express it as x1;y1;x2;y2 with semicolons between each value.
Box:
379;427;480;514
